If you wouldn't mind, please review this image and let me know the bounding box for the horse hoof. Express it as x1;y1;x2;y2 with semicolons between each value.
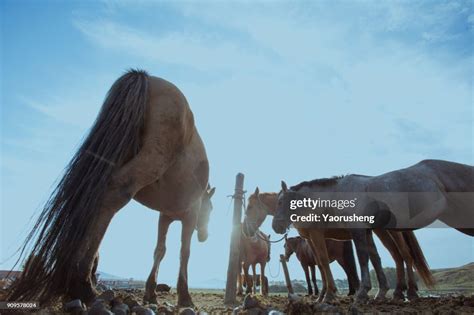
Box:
354;290;369;304
392;290;405;301
407;289;419;301
374;288;388;301
322;292;336;304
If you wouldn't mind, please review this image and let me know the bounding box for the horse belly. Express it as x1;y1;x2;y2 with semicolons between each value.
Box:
134;132;209;214
324;229;352;240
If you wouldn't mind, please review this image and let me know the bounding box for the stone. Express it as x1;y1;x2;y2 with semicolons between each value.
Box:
64;299;85;312
155;303;174;315
287;293;301;302
98;289;115;302
156;284;171;292
123;295;140;309
111;302;129;315
89;299;113;315
243;294;260;310
268;311;285;315
132;306;156;315
147;304;158;312
179;307;196;315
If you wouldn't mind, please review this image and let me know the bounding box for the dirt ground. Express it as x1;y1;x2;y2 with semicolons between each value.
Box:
2;288;474;314
90;289;474;314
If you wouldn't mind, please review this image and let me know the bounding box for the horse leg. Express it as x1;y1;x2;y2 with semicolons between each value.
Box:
336;253;358;297
177;211;197;307
302;263;313;295
351;229;371;304
374;230;406;300
237;264;244;296
308;230;337;303
260;262;267;296
389;231;419;300
144;214;173;304
243;263;251;294
406;262;419;300
310;264;319;296
366;230;389;300
317;264;327;300
251;264;257;295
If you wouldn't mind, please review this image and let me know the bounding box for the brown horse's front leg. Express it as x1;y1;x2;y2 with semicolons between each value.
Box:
308;230;337;304
177;214;196;307
251;264;257;295
243;263;252;294
260;262;267;296
144;214;173;304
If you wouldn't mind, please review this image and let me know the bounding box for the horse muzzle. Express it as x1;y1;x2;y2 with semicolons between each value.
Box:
197;228;208;242
272;217;288;234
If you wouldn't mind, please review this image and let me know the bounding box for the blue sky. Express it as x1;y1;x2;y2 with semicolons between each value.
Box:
1;1;473;287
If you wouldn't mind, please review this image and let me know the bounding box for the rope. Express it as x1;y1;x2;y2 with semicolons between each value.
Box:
267;256;281;279
256;231;288;244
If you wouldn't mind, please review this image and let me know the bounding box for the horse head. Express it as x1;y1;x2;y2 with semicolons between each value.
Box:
197;184;216;242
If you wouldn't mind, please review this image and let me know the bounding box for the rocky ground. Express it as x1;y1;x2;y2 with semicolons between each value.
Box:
2;288;474;314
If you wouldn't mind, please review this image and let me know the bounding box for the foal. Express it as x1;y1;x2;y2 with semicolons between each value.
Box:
238;228;270;296
284;236;358;296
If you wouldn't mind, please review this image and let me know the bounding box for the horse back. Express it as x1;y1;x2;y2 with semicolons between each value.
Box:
415;159;474;192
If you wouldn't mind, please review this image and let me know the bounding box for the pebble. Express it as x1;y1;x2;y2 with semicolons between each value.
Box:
243;294;259;309
132;305;156;315
98;289;115;302
179;307;196;315
111;302;130;315
64;299;85;312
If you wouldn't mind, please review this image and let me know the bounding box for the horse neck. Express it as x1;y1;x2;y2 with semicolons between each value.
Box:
259;193;278;215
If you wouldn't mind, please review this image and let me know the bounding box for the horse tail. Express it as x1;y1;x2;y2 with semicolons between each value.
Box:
342;240;360;291
402;231;436;288
7;69;149;303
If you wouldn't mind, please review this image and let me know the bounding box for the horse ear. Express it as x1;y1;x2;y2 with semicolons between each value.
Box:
254;187;260;196
207;183;211;190
284;234;288;241
281;181;288;192
208;187;216;198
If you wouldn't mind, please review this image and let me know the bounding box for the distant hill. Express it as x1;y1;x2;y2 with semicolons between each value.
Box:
96;271;125;280
428;262;474;290
370;263;474;291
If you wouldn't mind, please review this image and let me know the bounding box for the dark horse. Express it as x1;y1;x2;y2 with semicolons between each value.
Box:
8;70;214;307
273;160;473;304
284;236;358;296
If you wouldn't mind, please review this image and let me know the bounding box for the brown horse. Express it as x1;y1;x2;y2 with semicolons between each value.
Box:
237;228;270;296
284;236;358;296
245;188;433;302
273;160;472;303
8;70;212;307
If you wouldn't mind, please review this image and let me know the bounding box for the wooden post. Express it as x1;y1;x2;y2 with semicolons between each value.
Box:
280;254;294;294
224;173;245;305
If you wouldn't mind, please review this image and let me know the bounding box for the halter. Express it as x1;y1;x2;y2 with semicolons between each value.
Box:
243;194;288;243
